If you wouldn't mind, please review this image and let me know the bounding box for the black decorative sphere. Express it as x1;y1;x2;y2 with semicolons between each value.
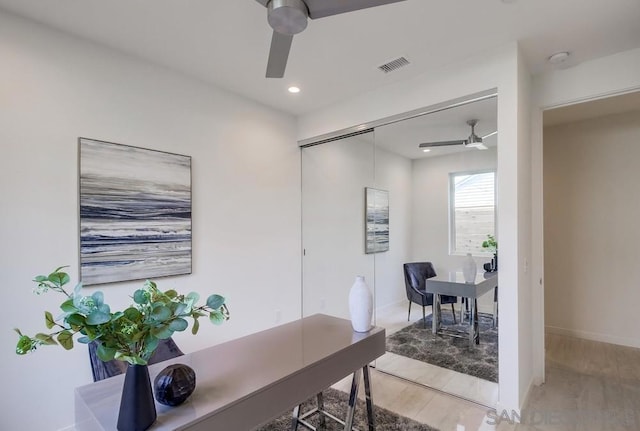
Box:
153;364;196;407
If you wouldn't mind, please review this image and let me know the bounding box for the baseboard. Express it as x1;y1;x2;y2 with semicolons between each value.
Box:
482;374;533;429
520;375;534;414
375;298;406;316
545;325;640;349
484;401;522;429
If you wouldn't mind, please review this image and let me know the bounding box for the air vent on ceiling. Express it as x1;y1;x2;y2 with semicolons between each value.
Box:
377;56;410;74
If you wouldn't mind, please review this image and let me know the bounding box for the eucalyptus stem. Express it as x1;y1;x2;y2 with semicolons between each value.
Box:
16;266;229;364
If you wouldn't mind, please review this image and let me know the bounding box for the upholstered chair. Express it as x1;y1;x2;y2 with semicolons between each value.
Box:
403;262;458;329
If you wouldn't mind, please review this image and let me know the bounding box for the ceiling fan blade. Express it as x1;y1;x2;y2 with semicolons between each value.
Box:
419;140;466;148
474;143;489;150
266;31;293;78
482;131;498;139
305;0;406;19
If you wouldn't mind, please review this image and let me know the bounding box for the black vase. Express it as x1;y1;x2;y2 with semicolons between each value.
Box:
117;364;157;431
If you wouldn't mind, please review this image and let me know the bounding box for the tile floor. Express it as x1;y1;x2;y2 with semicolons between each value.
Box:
374;300;499;407
331;330;640;431
499;333;640;431
332;368;494;431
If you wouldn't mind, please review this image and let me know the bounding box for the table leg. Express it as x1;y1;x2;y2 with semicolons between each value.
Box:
474;299;480;344
363;365;375;431
291;367;374;431
316;392;326;428
432;294;441;335
469;298;480;347
290;404;300;431
344;368;362;431
469;298;476;347
493;287;498;328
465;297;470;322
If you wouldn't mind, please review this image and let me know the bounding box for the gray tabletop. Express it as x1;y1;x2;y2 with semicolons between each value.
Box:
426;271;498;298
75;314;386;431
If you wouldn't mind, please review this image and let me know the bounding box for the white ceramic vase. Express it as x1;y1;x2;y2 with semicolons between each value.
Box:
348;276;373;332
462;253;477;283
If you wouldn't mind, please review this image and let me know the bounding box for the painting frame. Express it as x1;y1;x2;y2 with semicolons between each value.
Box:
78;137;192;286
365;187;389;254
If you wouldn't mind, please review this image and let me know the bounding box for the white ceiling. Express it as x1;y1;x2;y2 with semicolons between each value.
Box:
0;0;639;116
376;96;497;159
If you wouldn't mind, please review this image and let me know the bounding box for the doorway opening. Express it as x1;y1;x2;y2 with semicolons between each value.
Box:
539;90;640;420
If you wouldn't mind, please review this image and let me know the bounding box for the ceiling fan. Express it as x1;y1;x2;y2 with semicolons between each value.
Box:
254;0;407;78
418;120;497;151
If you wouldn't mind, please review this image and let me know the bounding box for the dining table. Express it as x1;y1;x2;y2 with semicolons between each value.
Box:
426;271;498;347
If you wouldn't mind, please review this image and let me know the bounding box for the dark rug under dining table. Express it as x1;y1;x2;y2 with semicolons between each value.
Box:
385;312;498;383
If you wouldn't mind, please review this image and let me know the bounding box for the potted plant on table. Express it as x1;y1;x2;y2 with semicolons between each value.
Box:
14;266;230;431
481;234;498;272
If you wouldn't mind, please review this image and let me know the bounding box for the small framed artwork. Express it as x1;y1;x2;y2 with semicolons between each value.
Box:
365;187;389;254
78;138;192;285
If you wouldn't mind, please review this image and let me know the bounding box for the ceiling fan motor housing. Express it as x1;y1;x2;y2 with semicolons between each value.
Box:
465;119;483;146
268;0;309;35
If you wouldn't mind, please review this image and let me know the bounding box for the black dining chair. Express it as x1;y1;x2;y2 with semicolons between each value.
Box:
403;262;458;329
88;338;184;382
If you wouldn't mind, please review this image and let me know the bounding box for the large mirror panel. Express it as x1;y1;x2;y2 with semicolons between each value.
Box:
300;95;499;408
374;96;498;407
301;132;376;319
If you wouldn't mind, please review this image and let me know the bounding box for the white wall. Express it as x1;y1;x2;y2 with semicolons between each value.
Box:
373;147;413;311
299;43;532;414
544;110;640;347
0;11;301;431
411;149;497;313
533;48;640;110
516;51;533;403
412;149;497;272
301;139;412;319
531;46;640;384
302;135;376;319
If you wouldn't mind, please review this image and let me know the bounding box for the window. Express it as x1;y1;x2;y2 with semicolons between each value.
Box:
449;170;495;255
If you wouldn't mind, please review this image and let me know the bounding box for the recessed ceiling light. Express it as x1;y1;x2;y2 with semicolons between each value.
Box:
422;149;431;153
288;86;301;94
548;51;570;65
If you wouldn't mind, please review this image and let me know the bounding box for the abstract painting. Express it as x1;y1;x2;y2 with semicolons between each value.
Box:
365;187;389;254
79;138;192;285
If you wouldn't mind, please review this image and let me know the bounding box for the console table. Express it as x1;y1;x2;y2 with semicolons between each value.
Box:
75;314;386;430
426;271;498;347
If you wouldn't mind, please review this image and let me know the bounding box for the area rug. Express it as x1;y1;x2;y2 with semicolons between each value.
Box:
386;312;498;383
256;387;438;430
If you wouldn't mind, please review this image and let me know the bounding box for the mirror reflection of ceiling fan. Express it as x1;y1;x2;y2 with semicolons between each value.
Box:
254;0;407;78
418;120;497;151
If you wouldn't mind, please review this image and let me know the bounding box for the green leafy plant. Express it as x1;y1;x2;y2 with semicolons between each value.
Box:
481;234;498;254
14;266;229;365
